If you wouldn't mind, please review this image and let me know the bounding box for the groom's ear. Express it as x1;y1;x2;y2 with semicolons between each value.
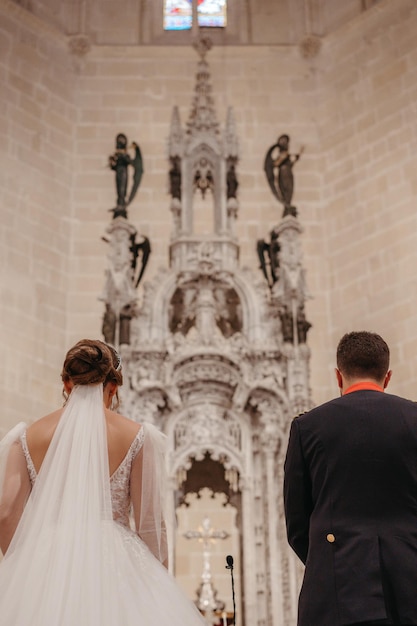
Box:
335;368;343;391
383;370;392;389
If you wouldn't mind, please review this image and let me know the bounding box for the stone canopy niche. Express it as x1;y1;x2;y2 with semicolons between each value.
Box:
169;284;242;339
116;36;312;626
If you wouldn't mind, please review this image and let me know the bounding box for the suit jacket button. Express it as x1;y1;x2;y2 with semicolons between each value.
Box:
326;533;335;543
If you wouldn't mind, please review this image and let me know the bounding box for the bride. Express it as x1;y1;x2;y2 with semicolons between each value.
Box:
0;339;206;625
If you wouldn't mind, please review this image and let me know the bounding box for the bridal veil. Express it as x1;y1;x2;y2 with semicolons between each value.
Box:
0;384;205;626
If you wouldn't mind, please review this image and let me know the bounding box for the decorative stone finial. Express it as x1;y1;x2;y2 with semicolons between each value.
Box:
192;35;213;60
68;34;91;57
299;35;322;59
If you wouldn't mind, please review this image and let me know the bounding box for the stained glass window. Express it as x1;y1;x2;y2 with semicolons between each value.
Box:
198;0;227;28
164;0;192;31
164;0;227;31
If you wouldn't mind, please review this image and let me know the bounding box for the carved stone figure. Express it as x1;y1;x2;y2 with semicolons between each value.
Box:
264;134;304;217
100;219;150;347
226;158;238;199
194;159;214;199
297;306;312;343
257;229;280;287
169;156;182;200
130;232;151;288
169;282;242;344
108;133;143;218
271;217;310;314
279;305;312;345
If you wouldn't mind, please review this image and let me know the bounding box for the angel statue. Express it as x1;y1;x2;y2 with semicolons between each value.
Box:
257;229;280;288
108;133;144;219
264;134;304;217
130;231;151;289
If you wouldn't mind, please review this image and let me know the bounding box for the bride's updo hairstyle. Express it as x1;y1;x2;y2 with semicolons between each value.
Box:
61;339;122;387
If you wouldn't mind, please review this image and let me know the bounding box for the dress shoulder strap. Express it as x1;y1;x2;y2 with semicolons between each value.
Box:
131;425;145;459
20;430;37;485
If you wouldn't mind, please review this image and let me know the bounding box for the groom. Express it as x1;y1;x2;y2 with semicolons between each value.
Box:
284;331;417;626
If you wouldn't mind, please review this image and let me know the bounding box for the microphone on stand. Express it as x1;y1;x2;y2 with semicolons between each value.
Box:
225;555;236;625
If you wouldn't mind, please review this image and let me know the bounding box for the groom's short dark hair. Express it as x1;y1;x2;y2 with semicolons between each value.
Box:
336;331;390;382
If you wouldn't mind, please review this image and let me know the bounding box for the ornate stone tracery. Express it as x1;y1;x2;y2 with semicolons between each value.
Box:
102;37;312;626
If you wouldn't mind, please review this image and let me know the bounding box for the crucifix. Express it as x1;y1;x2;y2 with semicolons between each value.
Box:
184;516;229;615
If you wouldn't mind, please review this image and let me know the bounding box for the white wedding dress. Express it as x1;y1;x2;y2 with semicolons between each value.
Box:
0;385;206;626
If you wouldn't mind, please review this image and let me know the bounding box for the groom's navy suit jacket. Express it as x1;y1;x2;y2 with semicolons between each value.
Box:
284;386;417;626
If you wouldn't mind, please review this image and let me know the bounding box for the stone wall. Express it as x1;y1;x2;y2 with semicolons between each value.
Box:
312;0;417;401
0;2;77;428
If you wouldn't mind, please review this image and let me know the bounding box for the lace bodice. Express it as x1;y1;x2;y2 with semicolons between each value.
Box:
20;427;145;529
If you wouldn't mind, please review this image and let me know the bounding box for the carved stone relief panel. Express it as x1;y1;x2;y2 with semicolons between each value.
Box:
173;404;243;460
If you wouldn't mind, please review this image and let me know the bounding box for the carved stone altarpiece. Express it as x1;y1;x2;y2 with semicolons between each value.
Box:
100;37;312;626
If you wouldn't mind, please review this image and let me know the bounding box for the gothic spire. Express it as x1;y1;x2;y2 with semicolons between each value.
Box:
224;106;239;160
186;36;220;142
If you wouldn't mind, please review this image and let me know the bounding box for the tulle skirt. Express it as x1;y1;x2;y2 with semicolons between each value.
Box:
0;521;206;626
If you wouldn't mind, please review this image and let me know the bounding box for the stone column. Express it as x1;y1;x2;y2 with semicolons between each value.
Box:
241;475;257;626
261;420;284;626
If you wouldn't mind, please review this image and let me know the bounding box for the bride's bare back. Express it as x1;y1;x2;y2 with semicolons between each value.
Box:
26;408;141;477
